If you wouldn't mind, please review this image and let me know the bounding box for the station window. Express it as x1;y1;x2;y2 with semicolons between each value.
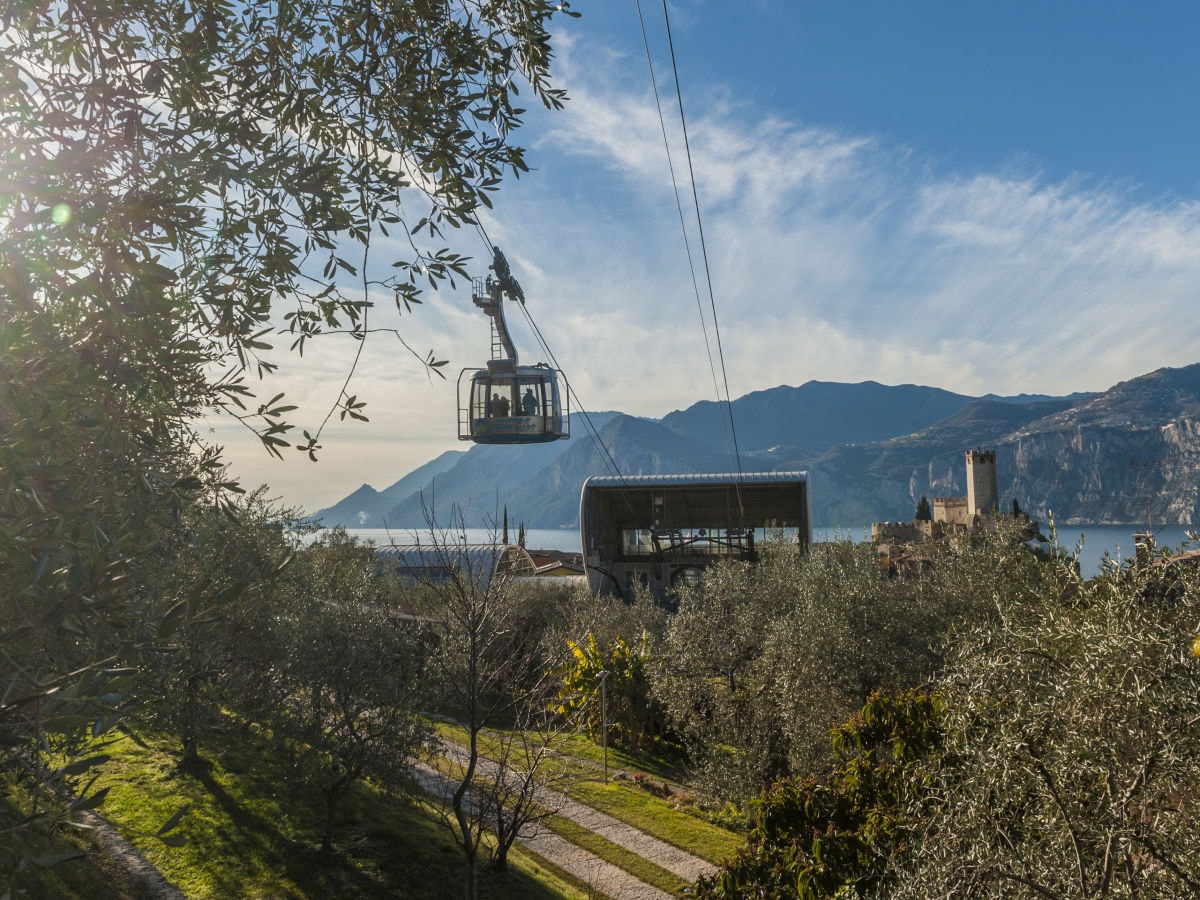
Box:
622;529;655;555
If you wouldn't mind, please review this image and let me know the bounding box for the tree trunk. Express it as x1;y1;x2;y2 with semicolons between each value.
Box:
322;779;349;853
454;724;481;900
463;849;478;898
180;674;200;769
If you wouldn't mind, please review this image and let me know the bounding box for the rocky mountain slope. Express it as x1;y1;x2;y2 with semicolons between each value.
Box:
313;365;1200;529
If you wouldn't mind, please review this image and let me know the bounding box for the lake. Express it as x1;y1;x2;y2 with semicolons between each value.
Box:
1038;524;1198;575
815;523;1199;578
334;528;583;554
328;524;1198;578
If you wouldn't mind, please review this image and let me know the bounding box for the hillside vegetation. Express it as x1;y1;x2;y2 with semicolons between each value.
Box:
5;501;1199;898
691;527;1200;897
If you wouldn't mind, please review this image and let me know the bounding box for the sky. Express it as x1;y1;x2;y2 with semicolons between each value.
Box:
212;1;1200;513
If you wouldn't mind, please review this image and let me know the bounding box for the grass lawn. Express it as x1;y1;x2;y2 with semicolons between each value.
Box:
0;788;152;900
90;726;589;899
564;779;743;866
432;722;745;866
432;720;690;784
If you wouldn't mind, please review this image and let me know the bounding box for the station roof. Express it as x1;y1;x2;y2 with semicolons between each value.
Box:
580;472;810;532
582;471;806;488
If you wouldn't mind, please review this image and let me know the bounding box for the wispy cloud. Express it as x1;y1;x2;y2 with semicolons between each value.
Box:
528;40;1200;401
222;31;1200;511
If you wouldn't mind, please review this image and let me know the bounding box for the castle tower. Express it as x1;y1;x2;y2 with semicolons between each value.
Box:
966;449;998;517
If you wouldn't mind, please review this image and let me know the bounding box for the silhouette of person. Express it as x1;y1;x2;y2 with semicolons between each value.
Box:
489;392;510;417
521;387;537;417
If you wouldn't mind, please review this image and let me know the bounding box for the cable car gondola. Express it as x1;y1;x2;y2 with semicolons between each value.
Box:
457;248;569;444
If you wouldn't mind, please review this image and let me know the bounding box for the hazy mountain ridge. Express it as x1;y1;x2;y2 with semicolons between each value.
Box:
313;365;1200;529
659;380;976;457
331;412;622;529
312;450;465;527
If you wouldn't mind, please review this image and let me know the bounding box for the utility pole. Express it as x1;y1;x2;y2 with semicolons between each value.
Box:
597;669;609;784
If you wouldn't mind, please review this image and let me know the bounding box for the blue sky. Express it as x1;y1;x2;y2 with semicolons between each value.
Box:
216;2;1200;512
655;3;1200;199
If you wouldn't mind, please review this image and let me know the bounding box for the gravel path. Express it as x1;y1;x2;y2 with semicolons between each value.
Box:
412;762;675;899
422;741;718;897
516;826;674;900
537;787;715;885
435;743;717;884
81;811;186;900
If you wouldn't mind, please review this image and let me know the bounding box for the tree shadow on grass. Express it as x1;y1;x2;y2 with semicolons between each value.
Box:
180;755;453;897
169;739;574;898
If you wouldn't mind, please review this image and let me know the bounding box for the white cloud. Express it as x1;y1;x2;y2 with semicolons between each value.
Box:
215;32;1200;511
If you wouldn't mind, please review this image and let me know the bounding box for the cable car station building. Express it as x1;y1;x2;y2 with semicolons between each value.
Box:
580;472;811;603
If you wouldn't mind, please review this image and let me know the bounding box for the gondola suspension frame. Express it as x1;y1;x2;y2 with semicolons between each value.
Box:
457;248;570;444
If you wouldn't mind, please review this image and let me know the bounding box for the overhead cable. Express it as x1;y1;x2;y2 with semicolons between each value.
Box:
633;0;738;475
654;0;745;482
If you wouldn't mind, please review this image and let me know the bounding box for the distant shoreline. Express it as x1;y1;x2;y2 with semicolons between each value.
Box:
318;523;1196;579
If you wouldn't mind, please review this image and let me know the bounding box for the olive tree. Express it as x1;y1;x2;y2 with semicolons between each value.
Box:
2;0;574;876
265;531;433;853
0;304;200;882
891;554;1200;897
651;549;796;800
131;487;305;768
694;528;1200;899
3;0;576;451
654;526;1020;802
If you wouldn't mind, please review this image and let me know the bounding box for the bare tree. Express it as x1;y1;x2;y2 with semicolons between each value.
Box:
396;509;575;898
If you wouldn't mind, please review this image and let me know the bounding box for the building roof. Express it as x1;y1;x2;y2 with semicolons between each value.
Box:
580;471;811;538
376;543;536;584
583;471;806;488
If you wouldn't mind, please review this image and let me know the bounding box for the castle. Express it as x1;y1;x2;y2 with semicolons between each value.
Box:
872;449;999;545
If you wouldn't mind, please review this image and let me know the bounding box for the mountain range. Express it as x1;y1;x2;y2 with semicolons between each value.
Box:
313;364;1200;530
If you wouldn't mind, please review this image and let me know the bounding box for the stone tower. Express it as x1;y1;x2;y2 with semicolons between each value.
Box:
966;449;998;517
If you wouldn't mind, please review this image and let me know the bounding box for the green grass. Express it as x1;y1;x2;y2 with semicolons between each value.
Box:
432;720;689;784
91;726;590;899
564;779;743;865
432;722;745;866
541;814;693;897
538;728;691;783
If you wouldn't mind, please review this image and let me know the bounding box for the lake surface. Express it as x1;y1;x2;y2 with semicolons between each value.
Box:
335;528;583;553
329;524;1198;578
815;523;1199;578
1040;524;1198;575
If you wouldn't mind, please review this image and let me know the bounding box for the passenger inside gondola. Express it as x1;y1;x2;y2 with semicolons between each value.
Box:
489;392;510;417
